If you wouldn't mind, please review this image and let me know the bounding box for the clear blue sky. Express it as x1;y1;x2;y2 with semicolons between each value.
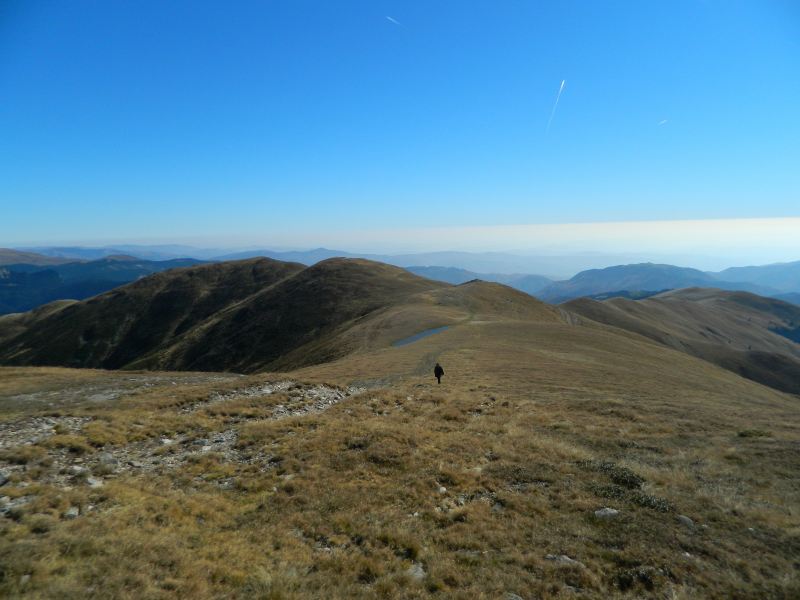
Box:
1;0;798;248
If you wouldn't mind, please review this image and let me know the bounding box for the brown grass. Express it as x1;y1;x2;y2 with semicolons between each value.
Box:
1;304;799;598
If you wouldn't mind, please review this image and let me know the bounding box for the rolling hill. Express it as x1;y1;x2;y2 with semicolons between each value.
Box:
564;288;800;394
0;258;305;370
0;257;567;374
537;262;778;303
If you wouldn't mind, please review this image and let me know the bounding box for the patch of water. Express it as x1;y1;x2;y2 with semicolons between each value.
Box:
393;326;450;347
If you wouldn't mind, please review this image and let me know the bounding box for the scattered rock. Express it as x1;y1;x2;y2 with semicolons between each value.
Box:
97;452;118;466
594;507;620;519
505;594;524;600
20;574;31;586
545;554;585;568
69;465;87;475
160;438;173;445
0;471;8;486
438;486;447;494
407;562;426;581
128;460;144;468
63;506;80;519
677;514;695;529
86;476;104;488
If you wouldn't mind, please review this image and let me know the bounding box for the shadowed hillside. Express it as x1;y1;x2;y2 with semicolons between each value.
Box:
565;288;800;394
0;258;305;370
0;258;566;375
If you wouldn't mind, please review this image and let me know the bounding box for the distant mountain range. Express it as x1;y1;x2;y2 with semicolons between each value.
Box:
535;263;784;303
2;255;798;398
18;245;738;278
406;266;552;295
4;247;800;313
0;256;203;314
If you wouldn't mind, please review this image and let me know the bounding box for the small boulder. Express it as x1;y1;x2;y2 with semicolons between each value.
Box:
406;562;426;582
545;554;585;568
86;476;104;489
97;452;118;466
0;471;9;487
594;507;620;519
63;506;80;520
505;594;524;600
438;486;447;494
677;514;695;529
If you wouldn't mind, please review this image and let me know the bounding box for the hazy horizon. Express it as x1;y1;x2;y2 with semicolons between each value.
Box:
8;215;800;277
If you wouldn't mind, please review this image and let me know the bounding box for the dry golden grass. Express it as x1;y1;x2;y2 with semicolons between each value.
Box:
1;304;799;598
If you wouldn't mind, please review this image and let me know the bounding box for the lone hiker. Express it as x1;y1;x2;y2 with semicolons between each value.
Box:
434;362;444;384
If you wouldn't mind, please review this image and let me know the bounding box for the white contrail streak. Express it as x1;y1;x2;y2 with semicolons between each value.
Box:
386;16;402;26
546;79;566;132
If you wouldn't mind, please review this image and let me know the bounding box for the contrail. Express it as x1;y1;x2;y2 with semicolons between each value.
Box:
546;79;566;132
386;16;402;26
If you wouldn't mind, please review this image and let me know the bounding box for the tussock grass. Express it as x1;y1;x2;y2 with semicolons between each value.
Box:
1;307;799;597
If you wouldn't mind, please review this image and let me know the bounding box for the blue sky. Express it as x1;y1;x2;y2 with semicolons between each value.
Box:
1;0;798;252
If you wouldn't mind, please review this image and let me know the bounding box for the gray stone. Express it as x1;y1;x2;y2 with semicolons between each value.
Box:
191;439;210;446
406;562;426;581
677;514;695;529
97;452;118;465
0;471;9;487
438;486;447;494
86;476;104;488
545;554;585;568
69;465;87;475
63;506;80;519
505;594;524;600
128;460;144;468
20;574;31;586
594;507;620;519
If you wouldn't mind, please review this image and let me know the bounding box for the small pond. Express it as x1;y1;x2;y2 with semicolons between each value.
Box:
392;326;450;347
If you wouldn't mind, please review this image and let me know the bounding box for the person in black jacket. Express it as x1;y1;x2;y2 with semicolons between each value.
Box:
434;363;444;384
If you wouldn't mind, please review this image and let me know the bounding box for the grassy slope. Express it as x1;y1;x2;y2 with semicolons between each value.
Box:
0;284;798;598
0;258;306;369
564;288;800;394
133;259;447;373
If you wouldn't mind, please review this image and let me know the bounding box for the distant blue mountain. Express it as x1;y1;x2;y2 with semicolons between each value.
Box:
537;263;781;303
0;257;203;314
